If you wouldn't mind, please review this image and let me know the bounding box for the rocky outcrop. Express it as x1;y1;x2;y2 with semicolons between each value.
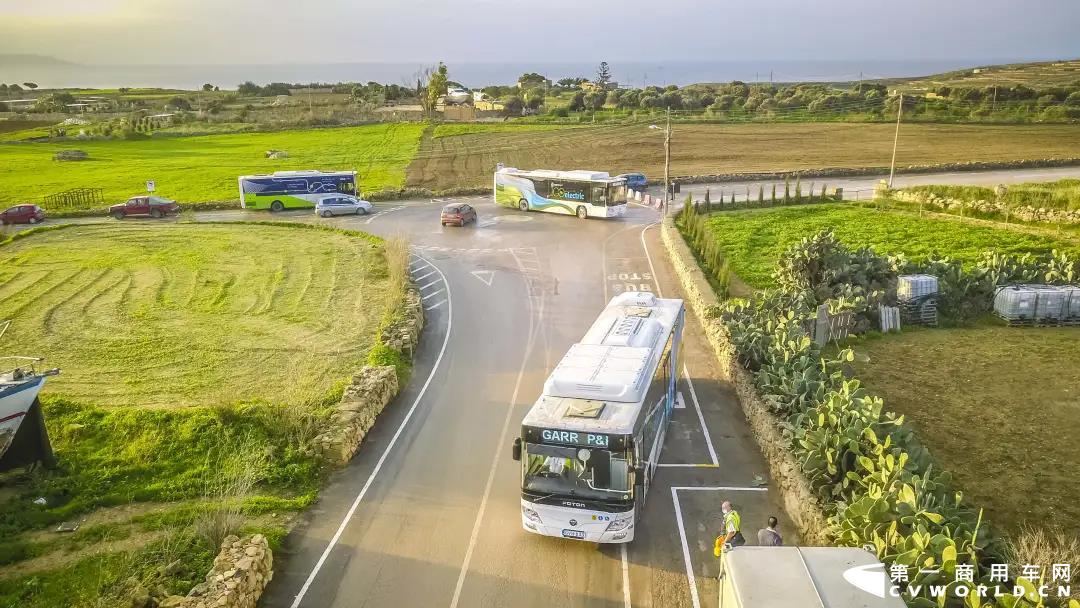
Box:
892;188;1080;225
660;218;831;545
157;534;272;608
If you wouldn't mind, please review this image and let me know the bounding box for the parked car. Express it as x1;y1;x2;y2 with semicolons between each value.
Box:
314;194;372;217
616;173;648;190
441;203;477;226
0;204;45;225
109;196;181;219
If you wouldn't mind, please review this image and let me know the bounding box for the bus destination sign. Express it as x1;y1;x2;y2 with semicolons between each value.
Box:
541;428;609;448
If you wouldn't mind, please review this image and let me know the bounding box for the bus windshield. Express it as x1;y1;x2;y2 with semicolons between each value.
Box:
522;443;631;501
609;183;627;205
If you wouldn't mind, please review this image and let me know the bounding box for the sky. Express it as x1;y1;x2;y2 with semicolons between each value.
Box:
0;0;1078;66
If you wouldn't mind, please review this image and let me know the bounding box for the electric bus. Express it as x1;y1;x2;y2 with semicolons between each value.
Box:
494;167;628;219
511;291;684;543
238;170;358;211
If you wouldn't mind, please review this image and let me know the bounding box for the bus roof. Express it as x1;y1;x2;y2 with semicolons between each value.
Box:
237;170;357;179
497;167;624;184
521;292;683;437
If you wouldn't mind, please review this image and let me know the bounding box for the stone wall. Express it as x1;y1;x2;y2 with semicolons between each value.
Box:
313;286;424;466
660;218;831;545
157;534;272;608
892;188;1080;225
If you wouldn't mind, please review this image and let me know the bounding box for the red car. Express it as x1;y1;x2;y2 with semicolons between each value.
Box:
110;196;181;219
440;203;477;227
0;204;46;225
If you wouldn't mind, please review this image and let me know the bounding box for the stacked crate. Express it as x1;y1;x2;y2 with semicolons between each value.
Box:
994;284;1080;325
896;274;939;326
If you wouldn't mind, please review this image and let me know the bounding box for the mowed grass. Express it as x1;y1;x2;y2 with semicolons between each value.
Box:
405;121;1080;191
846;326;1080;540
0;223;389;407
0;123;425;207
699;203;1080;288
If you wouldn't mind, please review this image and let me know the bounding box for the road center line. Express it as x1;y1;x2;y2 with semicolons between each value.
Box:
621;543;632;608
289;256;453;608
449;250;541;608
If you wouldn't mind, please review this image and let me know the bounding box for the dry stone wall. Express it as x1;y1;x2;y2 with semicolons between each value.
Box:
892;188;1080;225
157;534;272;608
660;218;831;545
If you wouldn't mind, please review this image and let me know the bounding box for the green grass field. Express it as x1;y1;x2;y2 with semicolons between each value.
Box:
699;203;1080;288
0;223;389;407
405;121;1080;191
0;222;395;606
431;123;577;138
847;325;1080;541
903;178;1080;211
886;58;1080;91
0;123;425;207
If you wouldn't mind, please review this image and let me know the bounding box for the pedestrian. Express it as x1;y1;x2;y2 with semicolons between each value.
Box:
713;500;746;557
757;516;783;546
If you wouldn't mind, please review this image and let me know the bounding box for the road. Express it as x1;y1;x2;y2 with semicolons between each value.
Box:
649;165;1080;202
6;164;1074;607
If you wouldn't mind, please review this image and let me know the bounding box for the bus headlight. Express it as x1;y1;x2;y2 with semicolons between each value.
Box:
522;507;543;524
606;515;633;532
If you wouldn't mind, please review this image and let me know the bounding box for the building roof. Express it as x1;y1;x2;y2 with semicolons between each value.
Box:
521;292;683;436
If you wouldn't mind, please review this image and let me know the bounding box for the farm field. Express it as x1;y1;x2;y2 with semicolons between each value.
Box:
846;325;1080;541
0;122;424;208
404;121;1080;191
0;223;389;407
697;203;1080;288
0;222;396;606
885;58;1080;91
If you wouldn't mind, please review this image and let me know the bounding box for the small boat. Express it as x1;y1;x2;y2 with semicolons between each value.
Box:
0;321;60;470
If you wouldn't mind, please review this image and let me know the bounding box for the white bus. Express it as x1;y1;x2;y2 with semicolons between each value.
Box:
494;167;628;219
511;291;684;543
238;170;358;211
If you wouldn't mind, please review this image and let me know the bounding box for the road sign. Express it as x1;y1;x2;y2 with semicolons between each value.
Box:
146;180;156;193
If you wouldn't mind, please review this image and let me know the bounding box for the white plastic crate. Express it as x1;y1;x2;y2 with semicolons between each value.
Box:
994;284;1069;322
1061;285;1080;319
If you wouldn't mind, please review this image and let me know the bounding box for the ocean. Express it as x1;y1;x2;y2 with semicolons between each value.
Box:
0;58;1038;90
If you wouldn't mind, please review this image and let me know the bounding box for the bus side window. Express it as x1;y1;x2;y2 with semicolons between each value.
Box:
532;178;550;197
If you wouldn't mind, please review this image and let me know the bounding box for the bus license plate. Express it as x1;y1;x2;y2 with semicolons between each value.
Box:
561;529;586;539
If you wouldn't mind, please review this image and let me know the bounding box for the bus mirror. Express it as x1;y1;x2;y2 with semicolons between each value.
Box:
512;438;522;461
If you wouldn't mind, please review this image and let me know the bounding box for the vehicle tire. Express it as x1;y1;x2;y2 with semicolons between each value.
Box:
358;207;368;215
28;217;39;224
150;208;163;219
576;206;587;220
321;210;333;218
518;199;529;212
441;222;447;227
270;200;284;212
112;210;125;220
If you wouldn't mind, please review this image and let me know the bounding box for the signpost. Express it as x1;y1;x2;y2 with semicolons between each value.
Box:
146;180;156;193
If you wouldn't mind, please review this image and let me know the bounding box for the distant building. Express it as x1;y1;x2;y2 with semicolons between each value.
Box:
146;113;175;128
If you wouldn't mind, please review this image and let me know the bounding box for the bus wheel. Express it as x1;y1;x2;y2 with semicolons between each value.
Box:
270;201;284;212
576;206;587;219
518;199;529;212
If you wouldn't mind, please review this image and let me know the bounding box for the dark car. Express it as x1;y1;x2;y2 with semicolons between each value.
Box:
0;204;46;225
109;196;182;219
617;173;648;191
441;203;477;227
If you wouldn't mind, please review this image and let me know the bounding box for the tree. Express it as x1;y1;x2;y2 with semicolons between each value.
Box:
237;81;261;96
556;77;586;89
503;95;524;117
585;91;605;110
568;91;586;112
167;96;192;110
518;72;547;89
424;62;448;115
23;82;38;90
524;89;545;111
596;62;612;88
202;83;214;92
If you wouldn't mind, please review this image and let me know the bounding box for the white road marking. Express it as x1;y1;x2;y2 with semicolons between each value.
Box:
640;224;663;298
470;270;495;286
449;250;542;608
675;391;686;409
621;543;632;608
421;288;444;301
418;279;441;291
671;486;769;608
684;364;719;467
289;256;452;608
413;270;437;282
424;299;447;311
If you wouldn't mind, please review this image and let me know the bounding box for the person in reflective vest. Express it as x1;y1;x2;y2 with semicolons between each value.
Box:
714;500;746;556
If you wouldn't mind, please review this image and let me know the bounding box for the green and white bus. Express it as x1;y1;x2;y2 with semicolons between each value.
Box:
494;167;628;219
238;170;358;211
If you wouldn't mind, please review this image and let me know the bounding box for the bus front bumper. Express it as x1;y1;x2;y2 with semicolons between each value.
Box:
520;499;635;543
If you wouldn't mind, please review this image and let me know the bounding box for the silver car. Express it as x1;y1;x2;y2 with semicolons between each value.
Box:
315;194;373;217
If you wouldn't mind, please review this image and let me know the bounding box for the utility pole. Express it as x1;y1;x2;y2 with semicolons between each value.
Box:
888;93;903;188
664;106;672;213
991;86;997;112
